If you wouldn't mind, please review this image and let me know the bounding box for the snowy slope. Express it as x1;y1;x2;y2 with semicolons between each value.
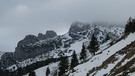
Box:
68;33;135;76
21;37;113;76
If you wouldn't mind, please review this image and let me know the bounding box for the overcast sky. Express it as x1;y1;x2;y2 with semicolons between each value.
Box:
0;0;135;52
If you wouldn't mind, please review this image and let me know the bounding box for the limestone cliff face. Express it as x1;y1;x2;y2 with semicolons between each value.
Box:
14;30;58;61
0;30;58;68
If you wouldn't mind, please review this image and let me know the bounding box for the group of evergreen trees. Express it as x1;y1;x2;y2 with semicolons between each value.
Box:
6;34;99;76
79;34;99;62
58;34;99;76
27;34;100;76
80;34;99;61
58;51;79;76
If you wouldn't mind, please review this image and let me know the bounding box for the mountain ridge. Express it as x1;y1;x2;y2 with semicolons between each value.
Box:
0;22;124;76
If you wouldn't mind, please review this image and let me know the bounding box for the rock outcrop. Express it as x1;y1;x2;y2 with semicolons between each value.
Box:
14;30;58;61
69;22;90;40
46;30;57;38
69;22;90;34
38;30;57;40
0;52;16;68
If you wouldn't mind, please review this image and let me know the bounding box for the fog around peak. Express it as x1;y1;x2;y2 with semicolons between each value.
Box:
0;0;135;52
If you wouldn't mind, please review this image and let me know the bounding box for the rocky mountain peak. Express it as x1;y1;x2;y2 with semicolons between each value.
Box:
24;35;39;42
37;30;57;40
13;30;57;61
69;22;90;33
17;35;39;47
37;33;45;40
46;30;57;38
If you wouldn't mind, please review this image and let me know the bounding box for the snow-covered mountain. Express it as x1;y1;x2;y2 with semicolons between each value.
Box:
24;31;135;76
0;22;125;76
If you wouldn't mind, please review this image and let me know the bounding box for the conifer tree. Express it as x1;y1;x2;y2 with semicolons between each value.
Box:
105;34;110;41
125;17;132;33
58;56;69;76
125;17;135;34
80;43;87;61
88;34;99;55
70;51;79;69
28;71;36;76
46;67;50;76
17;67;23;76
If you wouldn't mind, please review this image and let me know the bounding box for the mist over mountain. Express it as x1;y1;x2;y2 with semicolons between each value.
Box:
1;0;135;52
1;0;135;76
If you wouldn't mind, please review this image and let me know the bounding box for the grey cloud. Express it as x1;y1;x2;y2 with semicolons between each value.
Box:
0;0;135;52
